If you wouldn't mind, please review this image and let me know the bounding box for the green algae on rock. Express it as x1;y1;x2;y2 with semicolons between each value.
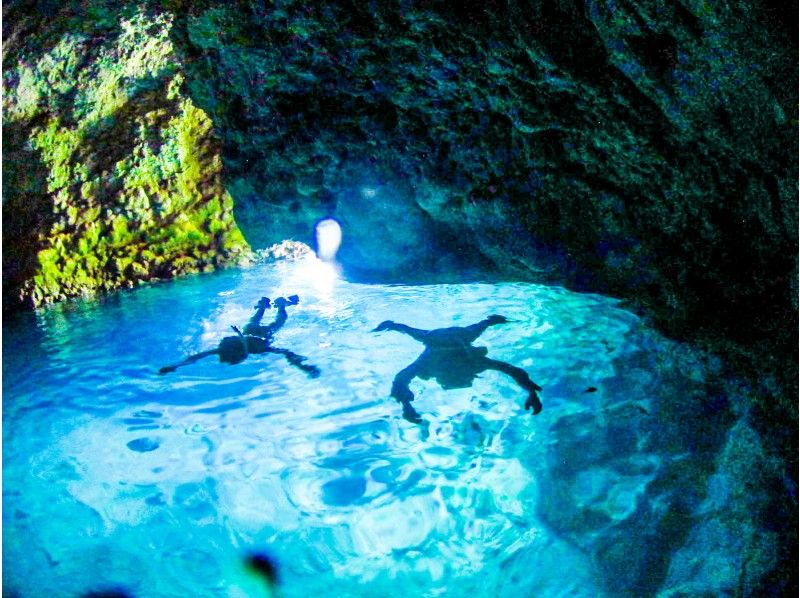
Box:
3;7;249;308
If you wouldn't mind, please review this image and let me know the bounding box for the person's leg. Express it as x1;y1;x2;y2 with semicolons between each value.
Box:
461;315;508;343
257;295;298;336
373;321;430;343
483;358;543;414
461;321;492;343
243;297;271;335
244;306;288;337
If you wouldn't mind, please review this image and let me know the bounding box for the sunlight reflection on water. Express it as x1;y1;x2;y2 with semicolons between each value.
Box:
3;259;718;597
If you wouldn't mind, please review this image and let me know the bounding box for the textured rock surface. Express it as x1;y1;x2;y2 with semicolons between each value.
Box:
2;3;250;308
4;1;795;367
168;0;796;400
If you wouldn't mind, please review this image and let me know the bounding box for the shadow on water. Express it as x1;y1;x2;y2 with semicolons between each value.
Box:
372;316;542;423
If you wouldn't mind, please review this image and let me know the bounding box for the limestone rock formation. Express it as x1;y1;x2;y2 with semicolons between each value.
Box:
3;4;250;309
162;0;797;454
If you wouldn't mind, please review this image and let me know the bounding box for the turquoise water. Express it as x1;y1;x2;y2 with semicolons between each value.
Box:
3;257;748;596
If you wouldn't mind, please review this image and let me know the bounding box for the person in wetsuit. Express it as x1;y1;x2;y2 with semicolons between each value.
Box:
159;295;319;377
372;315;542;423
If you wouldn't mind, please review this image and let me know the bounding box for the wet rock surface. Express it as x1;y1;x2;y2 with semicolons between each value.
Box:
531;328;772;596
4;2;795;385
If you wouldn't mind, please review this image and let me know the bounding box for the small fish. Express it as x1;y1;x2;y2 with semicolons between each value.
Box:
584;387;598;393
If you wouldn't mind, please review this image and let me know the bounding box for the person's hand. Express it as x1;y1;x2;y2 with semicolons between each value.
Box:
306;365;321;378
255;297;271;309
402;403;423;424
273;297;288;308
486;314;509;325
372;320;395;332
391;383;414;404
525;390;543;415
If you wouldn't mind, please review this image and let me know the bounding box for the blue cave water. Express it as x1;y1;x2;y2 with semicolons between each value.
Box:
3;257;756;596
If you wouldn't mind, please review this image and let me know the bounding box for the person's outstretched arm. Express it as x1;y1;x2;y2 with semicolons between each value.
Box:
484;358;543;414
159;349;219;374
462;315;509;343
373;321;429;343
265;346;320;378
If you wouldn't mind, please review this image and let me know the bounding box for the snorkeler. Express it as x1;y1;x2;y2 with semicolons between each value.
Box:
373;315;542;423
159;295;320;377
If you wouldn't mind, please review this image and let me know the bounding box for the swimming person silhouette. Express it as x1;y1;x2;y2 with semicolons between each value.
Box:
372;315;542;423
159;295;320;377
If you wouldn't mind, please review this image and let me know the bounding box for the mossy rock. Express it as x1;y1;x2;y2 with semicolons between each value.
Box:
3;6;251;309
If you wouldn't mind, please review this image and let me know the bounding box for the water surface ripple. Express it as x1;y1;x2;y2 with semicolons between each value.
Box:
3;259;741;597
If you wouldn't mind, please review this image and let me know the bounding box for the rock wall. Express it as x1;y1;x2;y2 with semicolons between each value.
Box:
164;0;797;431
5;1;795;354
2;3;250;309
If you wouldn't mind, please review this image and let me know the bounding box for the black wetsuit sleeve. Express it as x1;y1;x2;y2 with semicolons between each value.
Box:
159;349;218;374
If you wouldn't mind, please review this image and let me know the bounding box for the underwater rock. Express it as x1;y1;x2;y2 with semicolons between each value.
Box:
530;329;781;595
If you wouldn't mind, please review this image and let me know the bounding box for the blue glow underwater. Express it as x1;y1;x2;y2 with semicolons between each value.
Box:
2;256;769;596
